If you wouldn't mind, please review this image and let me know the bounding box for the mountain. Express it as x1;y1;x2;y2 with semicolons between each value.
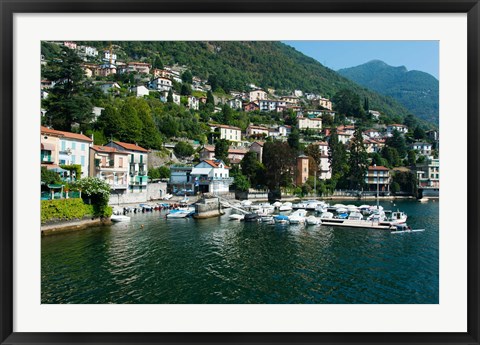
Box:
338;60;438;124
77;41;413;120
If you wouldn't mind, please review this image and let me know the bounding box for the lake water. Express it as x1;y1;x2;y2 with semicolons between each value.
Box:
41;199;439;304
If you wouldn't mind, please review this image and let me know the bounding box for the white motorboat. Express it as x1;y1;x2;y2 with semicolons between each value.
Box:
163;194;173;200
306;216;321;226
388;211;408;224
418;197;429;202
272;201;282;208
279;202;293;211
319;212;334;219
305;200;321;210
260;215;274;222
336;207;348;214
166;207;195;218
229;214;245;221
111;215;130;222
288;210;307;224
347;205;358;212
348;212;364;221
293;202;307;209
241;200;252;207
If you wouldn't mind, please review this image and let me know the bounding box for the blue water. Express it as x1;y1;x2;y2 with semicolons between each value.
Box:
41;199;439;304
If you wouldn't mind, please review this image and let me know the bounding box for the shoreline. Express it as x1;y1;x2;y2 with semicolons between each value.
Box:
41;217;111;236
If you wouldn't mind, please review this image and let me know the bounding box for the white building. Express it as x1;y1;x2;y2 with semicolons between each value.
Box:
297;116;322;131
411;142;433;157
210;124;242;143
131;85;150;98
227;98;243;110
191;159;232;194
386;124;408;136
187;96;199;110
149;77;172;92
55;130;93;179
258;99;278;112
249;89;268;102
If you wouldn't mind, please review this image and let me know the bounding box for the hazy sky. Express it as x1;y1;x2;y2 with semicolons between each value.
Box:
283;41;439;79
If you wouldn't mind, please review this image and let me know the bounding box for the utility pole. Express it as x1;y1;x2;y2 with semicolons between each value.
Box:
314;169;317;197
374;164;379;209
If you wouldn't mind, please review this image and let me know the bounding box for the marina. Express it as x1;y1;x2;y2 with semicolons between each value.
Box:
41;199;438;304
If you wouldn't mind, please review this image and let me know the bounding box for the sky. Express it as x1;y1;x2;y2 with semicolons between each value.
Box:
283;41;439;79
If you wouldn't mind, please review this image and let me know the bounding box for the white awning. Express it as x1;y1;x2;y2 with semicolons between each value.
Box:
191;168;212;175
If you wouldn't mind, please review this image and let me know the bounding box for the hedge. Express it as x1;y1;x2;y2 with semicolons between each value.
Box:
41;198;95;224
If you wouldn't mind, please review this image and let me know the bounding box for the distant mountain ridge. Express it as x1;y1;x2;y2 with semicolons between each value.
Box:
338;60;439;125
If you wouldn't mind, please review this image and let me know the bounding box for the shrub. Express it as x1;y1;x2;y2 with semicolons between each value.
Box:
41;198;94;224
73;177;111;217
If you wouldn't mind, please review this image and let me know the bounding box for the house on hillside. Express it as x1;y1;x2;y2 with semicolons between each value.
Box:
249;141;264;162
411;142;433;157
246;125;269;138
386;124;408;136
244;102;260;112
149;77;172;92
249;89;268;102
131;85;150;98
297;116;322;131
209;124;242;143
191;159;232;194
227;98;243;110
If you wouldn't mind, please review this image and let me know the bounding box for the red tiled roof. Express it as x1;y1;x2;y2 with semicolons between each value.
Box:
247;125;269;130
91;145;128;154
112;141;148;152
41;126;92;142
251;141;265;147
228;148;248;154
368;166;389;171
313;141;328;146
203;159;230;169
202;145;215;152
209;124;242;131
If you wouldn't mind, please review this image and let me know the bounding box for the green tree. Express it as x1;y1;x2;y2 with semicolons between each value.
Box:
381;146;401;167
332;89;364;118
232;173;250;192
152;56;164;69
287;128;301;152
43;47;93;131
413;126;426;140
181;70;193;84
263;141;296;190
240;151;265;187
167;89;173;103
74;177;111;217
41;167;62;185
180;83;192;96
214;139;230;163
328;131;349;185
174;141;195;158
385;129;408;158
407;150;417;167
348;128;369;190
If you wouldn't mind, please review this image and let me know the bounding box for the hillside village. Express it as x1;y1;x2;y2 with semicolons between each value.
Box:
40;41;440;205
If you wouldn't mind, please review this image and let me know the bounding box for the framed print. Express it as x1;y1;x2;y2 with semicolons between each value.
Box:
1;0;479;344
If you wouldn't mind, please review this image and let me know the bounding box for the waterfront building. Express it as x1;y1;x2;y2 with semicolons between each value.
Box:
89;145;129;191
41;126;93;179
416;157;440;189
105;141;149;192
191;159;232;194
169;165;194;191
40;126;61;168
296;155;309;185
365;165;391;192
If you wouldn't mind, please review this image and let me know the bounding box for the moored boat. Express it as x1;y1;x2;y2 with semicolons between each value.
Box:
111;215;130;222
229;214;245;221
279;202;293;211
306;216;321;226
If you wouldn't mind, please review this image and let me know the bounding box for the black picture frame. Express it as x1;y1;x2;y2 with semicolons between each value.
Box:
1;1;479;344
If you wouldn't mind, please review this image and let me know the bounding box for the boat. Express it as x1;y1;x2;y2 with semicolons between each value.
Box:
305;200;321;210
166;206;195;218
306;216;321;226
241;200;252;207
293;202;307;209
348;212;363;221
418;197;429;202
260;215;274;222
319;212;334;219
244;213;260;222
336;212;349;219
139;203;154;211
272;201;282;208
336;207;348;214
111;215;130;222
163;194;173;200
279;202;293;211
347;205;359;213
288;210;307;224
390;224;425;233
274;214;290;224
387;211;408;224
229;214;245;221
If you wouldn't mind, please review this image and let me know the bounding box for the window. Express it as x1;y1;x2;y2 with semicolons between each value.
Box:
81;143;85;151
81;156;85;166
61;141;66;151
119;157;123;168
71;155;76;164
72;142;76;150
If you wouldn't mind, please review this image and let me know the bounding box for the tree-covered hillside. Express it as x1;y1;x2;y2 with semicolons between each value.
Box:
77;41;412;119
338;60;439;125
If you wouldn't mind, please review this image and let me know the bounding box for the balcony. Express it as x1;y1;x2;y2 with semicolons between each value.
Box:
41;154;53;163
